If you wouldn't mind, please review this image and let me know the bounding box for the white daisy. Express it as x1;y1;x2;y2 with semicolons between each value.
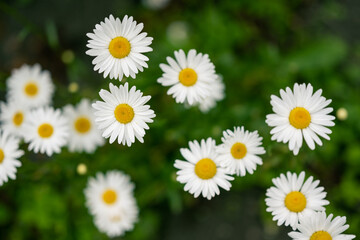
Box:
265;171;329;229
6;64;54;108
216;126;265;176
86;14;153;80
266;83;335;155
92;82;155;146
174;138;234;200
198;74;225;113
84;170;138;237
22;107;69;156
289;211;356;240
63;99;104;153
158;49;217;105
0;130;24;186
0;101;29;138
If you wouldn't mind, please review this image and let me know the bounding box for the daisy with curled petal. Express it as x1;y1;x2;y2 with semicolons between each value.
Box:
265;171;329;230
92;82;155;146
216;126;265;176
0;101;29;138
63;99;104;153
158;49;217;105
174;138;234;200
289;211;356;240
0;130;24;186
266;83;335;155
6;64;54;108
86;14;153;80
22;107;69;156
198;74;225;113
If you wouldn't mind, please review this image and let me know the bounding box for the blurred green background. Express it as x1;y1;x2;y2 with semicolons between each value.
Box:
0;0;360;239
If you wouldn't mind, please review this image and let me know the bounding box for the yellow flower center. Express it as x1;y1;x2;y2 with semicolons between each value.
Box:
74;117;91;134
195;158;217;180
289;107;311;129
24;82;38;97
38;123;54;138
102;189;117;205
114;104;134;124
310;231;332;240
0;149;4;164
231;142;247;159
179;68;198;86
284;191;307;212
108;37;131;59
13;111;24;126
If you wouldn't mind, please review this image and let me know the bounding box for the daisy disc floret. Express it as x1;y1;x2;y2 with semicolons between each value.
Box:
86;14;153;80
266;83;335;155
0;101;29;138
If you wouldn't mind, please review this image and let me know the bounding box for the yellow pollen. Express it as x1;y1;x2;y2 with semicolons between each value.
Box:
310;231;332;240
0;149;4;164
24;82;38;97
114;104;134;124
289;107;311;129
231;142;247;159
102;189;117;205
109;37;131;59
38;123;54;138
284;191;307;212
74;117;91;134
195;158;217;180
13;112;24;126
179;68;198;86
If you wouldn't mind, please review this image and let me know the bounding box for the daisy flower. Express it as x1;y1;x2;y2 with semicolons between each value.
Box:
266;83;335;155
216;126;265;176
265;171;329;229
289;211;356;240
84;170;138;237
92;82;155;146
0;101;29;138
198;74;225;113
22;107;69;156
158;49;217;105
174;138;234;200
0;130;24;186
6;64;54;108
86;14;153;80
63;99;104;153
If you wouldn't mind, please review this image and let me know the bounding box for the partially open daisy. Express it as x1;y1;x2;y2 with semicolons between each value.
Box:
216;126;265;176
289;211;356;240
265;171;329;229
86;14;153;80
64;99;104;153
92;82;155;146
84;170;138;237
266;83;335;155
198;74;225;113
6;64;54;108
0;101;28;138
22;107;69;156
0;130;24;186
174;138;234;200
158;49;217;105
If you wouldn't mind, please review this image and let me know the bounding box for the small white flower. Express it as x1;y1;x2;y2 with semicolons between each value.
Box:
86;14;153;80
216;126;265;176
63;99;104;153
6;64;54;108
158;49;217;105
22;107;69;156
289;211;356;240
0;130;24;186
266;83;335;155
174;138;234;200
198;74;225;113
92;82;155;146
265;171;329;229
0;101;29;138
